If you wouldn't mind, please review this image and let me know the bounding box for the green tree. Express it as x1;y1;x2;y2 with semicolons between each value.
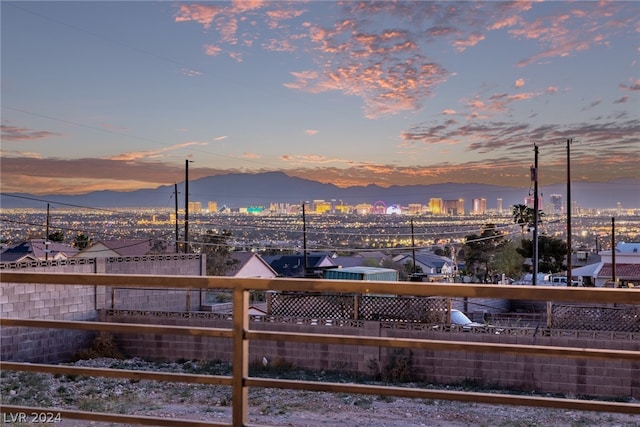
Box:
47;231;64;242
73;233;91;249
196;229;238;276
379;257;414;281
517;235;568;274
149;239;168;253
489;241;524;281
462;223;507;283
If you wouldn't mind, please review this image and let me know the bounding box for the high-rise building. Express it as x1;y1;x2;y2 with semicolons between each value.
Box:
549;194;562;213
355;203;373;214
188;201;202;214
208;201;218;213
525;196;542;209
408;204;422;215
497;198;503;214
472;198;487;215
443;199;464;215
314;200;332;214
429;198;443;214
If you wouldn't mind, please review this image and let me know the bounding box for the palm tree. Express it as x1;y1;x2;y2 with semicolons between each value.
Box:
512;204;533;237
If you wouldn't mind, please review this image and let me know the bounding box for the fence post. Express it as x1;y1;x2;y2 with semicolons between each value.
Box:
232;285;249;426
546;301;552;329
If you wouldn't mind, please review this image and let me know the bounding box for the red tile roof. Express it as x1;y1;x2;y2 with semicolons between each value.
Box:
598;263;640;280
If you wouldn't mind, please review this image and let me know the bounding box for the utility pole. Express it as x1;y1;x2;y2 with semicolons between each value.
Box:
45;203;50;261
302;203;308;274
184;159;194;253
611;217;616;286
566;138;573;283
174;183;179;253
532;145;539;286
411;218;416;275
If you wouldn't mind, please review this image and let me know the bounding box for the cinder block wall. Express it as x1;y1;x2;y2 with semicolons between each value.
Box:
1;260;99;362
103;311;639;400
0;255;204;362
102;254;205;311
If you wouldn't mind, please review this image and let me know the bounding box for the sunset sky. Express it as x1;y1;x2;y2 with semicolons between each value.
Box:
1;1;639;196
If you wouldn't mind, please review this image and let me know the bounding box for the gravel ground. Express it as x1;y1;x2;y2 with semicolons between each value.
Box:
2;358;638;427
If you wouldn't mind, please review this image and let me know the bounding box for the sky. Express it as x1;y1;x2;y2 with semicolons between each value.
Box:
1;0;639;196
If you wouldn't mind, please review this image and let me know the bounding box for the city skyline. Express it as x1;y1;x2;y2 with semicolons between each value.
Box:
1;1;639;196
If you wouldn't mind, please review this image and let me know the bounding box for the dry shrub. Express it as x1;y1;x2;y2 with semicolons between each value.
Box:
73;333;126;360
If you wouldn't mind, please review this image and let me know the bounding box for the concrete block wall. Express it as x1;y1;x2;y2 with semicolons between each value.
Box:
102;255;205;311
0;255;204;362
103;311;639;400
1;260;99;362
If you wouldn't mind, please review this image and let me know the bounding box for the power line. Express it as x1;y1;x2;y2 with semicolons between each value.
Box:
1;194;121;213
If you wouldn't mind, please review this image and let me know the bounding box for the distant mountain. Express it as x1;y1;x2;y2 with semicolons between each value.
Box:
1;172;637;210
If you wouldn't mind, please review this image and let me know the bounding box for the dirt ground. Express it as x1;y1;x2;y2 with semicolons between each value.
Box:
2;358;638;427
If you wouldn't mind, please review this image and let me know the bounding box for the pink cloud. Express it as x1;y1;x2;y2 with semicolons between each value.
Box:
515;78;525;88
204;44;222;56
453;32;485;52
106;141;208;161
230;0;264;13
181;68;202;77
305;129;319;136
174;4;222;29
620;79;640;91
262;38;295;52
1;125;61;141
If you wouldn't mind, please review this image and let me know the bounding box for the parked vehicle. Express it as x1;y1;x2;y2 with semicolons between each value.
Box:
450;309;485;328
544;276;579;286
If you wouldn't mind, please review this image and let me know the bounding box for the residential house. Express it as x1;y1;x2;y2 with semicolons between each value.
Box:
393;251;456;281
74;239;174;258
571;242;640;287
264;254;337;277
0;239;78;263
225;252;278;278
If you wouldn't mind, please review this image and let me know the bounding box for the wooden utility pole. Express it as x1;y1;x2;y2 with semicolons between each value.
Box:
611;217;616;285
184;159;193;253
45;203;50;261
411;218;416;274
174;183;179;253
532;145;539;286
302;203;308;273
566;138;573;282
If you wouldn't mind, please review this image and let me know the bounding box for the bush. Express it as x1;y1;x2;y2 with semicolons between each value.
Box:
73;333;126;360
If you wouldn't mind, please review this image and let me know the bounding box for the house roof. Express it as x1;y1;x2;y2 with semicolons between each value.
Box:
597;263;640;280
332;256;371;268
615;242;640;254
79;239;173;257
225;252;277;277
0;239;78;262
395;252;453;269
265;254;337;277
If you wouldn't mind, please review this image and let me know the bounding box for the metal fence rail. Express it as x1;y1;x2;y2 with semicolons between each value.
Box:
1;271;640;426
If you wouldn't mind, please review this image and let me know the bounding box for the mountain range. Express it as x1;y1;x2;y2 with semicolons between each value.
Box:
1;172;638;210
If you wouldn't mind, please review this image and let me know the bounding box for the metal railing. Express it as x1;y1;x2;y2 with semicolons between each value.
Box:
1;271;640;426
